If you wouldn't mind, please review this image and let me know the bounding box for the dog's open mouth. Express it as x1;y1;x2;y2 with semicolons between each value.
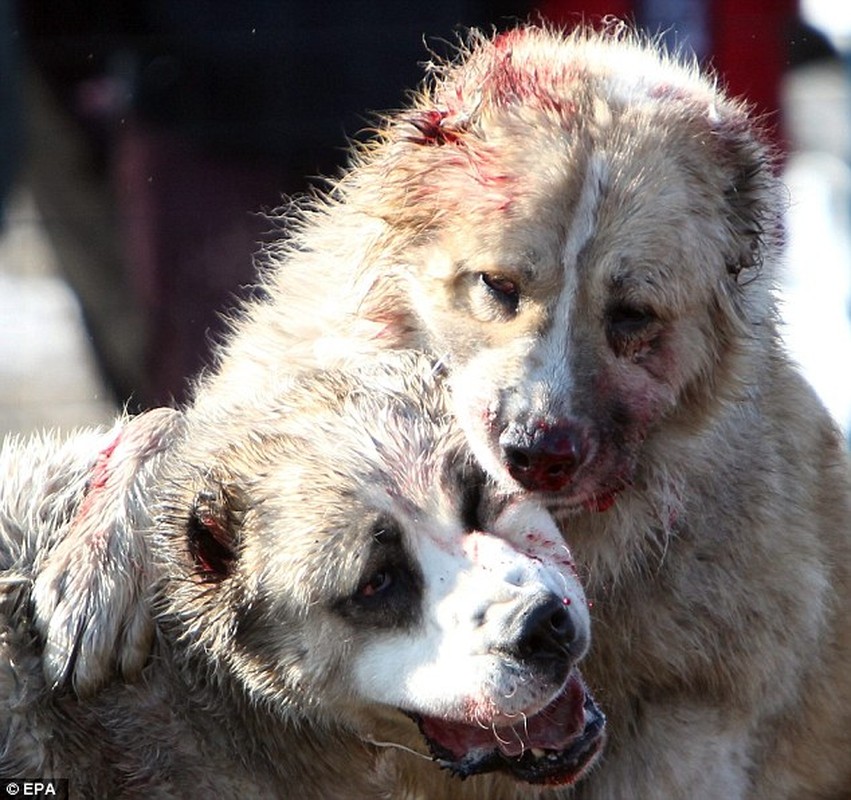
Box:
409;671;605;786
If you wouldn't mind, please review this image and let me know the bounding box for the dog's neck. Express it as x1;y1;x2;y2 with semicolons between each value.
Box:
148;626;398;798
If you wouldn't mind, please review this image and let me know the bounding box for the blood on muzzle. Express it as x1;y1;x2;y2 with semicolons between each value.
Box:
499;420;588;492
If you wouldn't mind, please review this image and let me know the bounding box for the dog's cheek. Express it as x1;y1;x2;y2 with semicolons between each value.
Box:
402;281;491;366
644;308;744;421
594;353;681;441
614;302;730;404
231;594;324;697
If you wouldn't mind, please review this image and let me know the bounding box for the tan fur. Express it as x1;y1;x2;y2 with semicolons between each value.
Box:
196;24;851;799
1;354;598;798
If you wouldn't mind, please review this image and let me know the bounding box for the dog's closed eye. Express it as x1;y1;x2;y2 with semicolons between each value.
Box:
605;303;661;358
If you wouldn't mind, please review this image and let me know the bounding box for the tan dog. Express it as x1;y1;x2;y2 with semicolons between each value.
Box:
197;25;851;798
0;354;603;798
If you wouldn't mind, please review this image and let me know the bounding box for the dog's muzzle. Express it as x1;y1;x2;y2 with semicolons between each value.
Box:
408;590;603;786
499;419;590;493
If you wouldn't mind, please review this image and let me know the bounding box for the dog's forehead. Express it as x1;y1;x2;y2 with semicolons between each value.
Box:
357;412;464;523
268;379;464;538
245;418;467;606
433;113;728;323
396;27;729;235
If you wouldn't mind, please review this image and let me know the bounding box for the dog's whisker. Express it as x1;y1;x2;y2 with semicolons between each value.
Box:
510;714;530;753
491;722;512;747
474;710;491;730
554;569;573;598
361;736;433;762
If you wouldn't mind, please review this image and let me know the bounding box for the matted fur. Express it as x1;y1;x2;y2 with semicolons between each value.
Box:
196;24;851;799
0;354;599;798
0;408;180;777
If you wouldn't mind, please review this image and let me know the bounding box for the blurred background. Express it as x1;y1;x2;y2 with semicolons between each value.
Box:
0;0;849;438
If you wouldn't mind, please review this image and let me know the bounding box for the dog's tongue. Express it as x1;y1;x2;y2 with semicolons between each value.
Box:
417;671;587;760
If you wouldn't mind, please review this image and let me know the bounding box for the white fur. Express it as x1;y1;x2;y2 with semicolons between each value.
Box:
354;500;588;722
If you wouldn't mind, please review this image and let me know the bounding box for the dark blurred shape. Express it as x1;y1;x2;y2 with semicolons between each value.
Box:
786;17;838;70
22;2;530;408
0;0;22;226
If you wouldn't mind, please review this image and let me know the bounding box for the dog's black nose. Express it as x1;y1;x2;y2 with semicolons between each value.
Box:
512;594;585;679
499;420;587;492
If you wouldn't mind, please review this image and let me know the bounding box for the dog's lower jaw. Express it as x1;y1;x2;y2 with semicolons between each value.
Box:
581;490;620;513
536;469;636;517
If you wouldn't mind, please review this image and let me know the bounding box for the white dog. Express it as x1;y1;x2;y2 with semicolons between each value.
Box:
0;354;603;798
195;25;851;799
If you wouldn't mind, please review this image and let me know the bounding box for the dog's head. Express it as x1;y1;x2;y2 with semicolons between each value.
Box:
159;353;603;786
353;25;780;510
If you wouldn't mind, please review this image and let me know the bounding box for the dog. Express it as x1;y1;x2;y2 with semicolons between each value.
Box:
0;352;604;798
195;24;851;798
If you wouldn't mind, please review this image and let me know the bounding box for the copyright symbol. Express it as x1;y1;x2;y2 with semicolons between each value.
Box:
5;784;19;796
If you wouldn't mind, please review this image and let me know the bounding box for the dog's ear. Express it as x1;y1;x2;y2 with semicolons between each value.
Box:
712;108;781;286
186;477;246;582
32;408;183;697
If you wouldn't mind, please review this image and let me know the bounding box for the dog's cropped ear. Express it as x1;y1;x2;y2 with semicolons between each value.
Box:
32;408;183;697
712;108;781;286
186;477;246;583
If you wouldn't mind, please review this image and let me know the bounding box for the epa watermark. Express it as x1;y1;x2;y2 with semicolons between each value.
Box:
1;781;68;798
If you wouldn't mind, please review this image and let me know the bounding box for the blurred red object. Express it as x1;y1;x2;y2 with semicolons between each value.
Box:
538;0;796;154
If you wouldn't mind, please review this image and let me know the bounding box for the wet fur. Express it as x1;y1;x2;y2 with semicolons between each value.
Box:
197;24;851;799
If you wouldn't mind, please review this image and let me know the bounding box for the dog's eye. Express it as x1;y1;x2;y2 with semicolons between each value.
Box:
359;571;393;597
333;516;423;628
338;560;421;628
606;303;660;357
607;304;657;338
480;272;520;314
607;303;655;333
